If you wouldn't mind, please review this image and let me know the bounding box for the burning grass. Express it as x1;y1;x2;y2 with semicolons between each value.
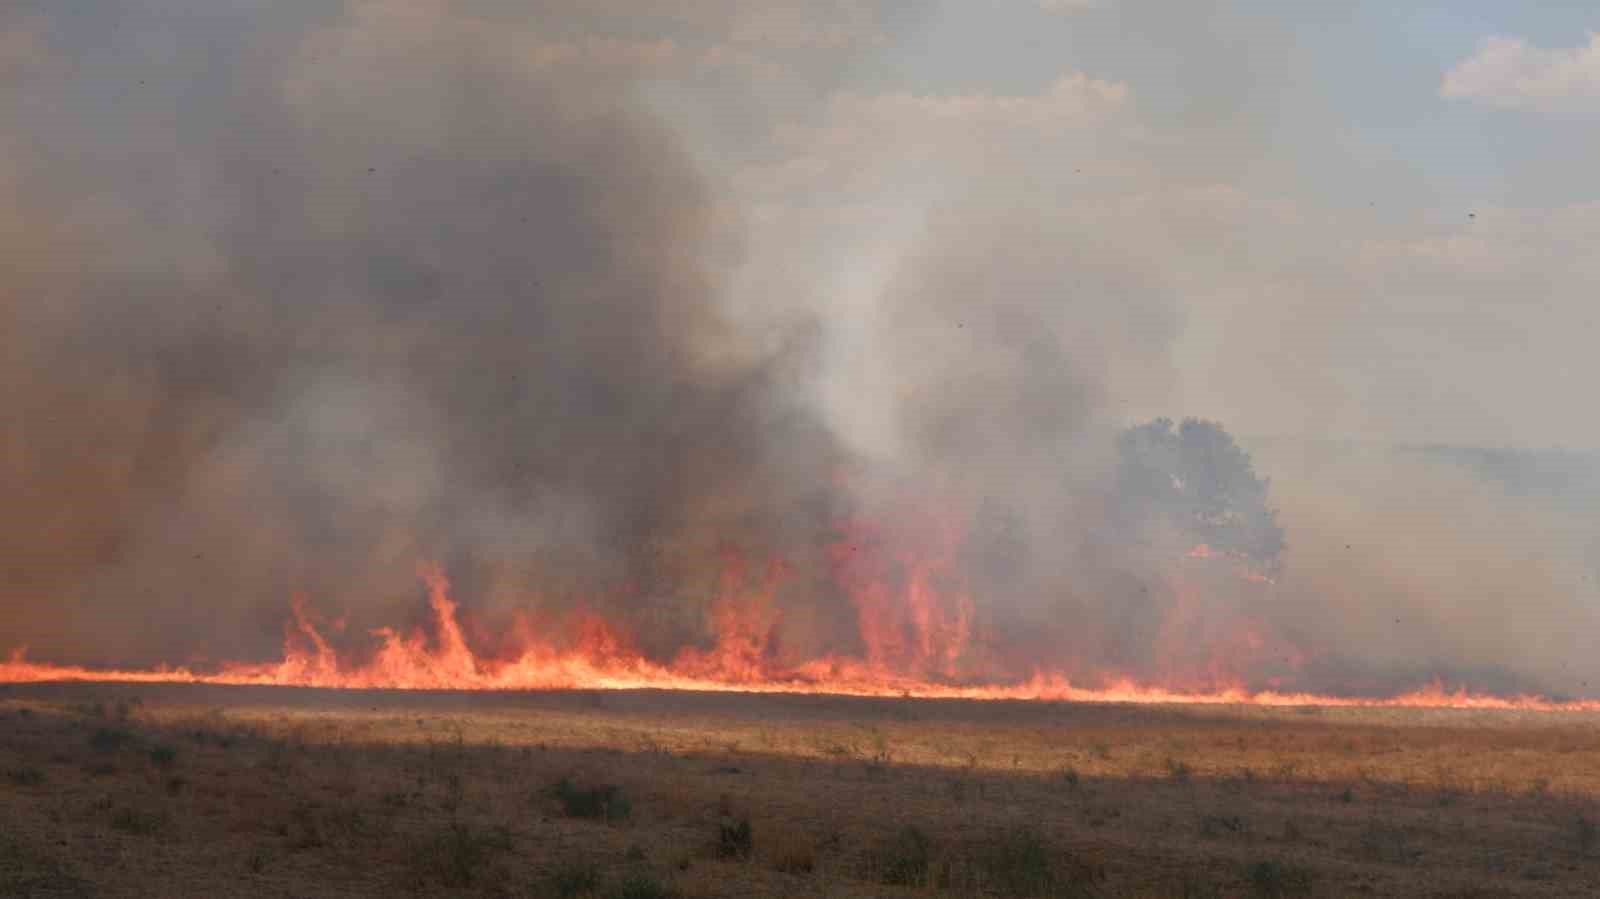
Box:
7;564;1599;714
1;682;1598;896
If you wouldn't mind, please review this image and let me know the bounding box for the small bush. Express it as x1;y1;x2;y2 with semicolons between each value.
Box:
412;822;512;888
1359;821;1414;865
553;779;631;823
149;745;177;769
90;727;133;752
109;807;166;836
607;873;679;899
717;816;753;860
189;728;237;749
963;828;1106;898
1199;814;1249;838
4;767;44;787
871;825;934;886
549;859;601;898
1060;767;1082;790
1245;859;1315;898
1165;758;1193;783
1179;874;1225;899
283;804;324;850
970;828;1053;896
1576;813;1596;857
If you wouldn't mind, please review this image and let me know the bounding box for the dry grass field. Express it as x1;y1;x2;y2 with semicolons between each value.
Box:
2;682;1598;898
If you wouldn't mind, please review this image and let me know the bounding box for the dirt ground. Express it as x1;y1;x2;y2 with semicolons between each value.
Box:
2;682;1598;897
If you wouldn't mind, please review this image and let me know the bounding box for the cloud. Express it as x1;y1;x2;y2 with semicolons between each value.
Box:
1442;32;1600;113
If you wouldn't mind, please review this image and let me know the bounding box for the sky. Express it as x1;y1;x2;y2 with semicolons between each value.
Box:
601;1;1600;451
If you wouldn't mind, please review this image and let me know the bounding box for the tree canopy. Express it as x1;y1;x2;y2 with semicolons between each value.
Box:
1115;418;1284;570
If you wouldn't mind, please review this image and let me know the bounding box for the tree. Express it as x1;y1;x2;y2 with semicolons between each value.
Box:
1115;418;1284;570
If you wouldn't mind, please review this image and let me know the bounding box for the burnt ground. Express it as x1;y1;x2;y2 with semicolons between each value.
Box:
2;682;1598;897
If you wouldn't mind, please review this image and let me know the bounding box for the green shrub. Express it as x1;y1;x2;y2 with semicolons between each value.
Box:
717;816;753;860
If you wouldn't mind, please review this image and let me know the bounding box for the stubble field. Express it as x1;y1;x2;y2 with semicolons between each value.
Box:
2;682;1598;898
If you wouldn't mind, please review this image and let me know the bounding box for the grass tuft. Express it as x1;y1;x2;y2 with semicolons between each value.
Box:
548;858;601;898
109;807;166;836
89;727;134;752
1245;859;1315;898
606;873;679;899
716;815;753;860
4;767;44;787
870;825;934;886
961;827;1106;898
411;822;512;888
1575;813;1596;857
552;778;632;823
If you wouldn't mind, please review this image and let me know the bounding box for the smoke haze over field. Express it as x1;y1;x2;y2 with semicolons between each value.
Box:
3;2;1598;697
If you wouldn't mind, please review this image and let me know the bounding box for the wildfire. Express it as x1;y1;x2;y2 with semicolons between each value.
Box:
3;555;1598;712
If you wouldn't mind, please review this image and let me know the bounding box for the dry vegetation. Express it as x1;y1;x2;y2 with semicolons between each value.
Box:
2;683;1599;897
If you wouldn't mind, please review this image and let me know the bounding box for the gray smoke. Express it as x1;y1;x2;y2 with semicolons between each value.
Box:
0;1;849;667
6;3;1598;700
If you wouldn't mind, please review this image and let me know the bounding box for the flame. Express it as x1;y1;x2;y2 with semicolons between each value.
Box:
830;515;974;679
4;555;1598;712
1;523;1593;712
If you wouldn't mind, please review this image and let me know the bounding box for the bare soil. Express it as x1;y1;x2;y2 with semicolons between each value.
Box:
2;682;1598;897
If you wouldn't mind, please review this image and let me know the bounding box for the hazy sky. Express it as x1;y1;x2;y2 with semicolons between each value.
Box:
579;1;1600;451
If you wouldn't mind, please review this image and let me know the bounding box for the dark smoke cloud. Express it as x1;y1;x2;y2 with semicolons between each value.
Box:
0;1;847;667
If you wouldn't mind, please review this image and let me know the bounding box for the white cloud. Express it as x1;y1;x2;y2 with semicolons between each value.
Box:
1442;32;1600;113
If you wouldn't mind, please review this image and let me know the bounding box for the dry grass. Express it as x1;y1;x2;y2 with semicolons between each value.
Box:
1;682;1599;896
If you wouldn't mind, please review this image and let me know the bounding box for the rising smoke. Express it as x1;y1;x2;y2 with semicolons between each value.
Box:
3;2;1597;699
0;1;855;667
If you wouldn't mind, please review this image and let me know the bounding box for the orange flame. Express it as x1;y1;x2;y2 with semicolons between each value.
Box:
3;556;1598;713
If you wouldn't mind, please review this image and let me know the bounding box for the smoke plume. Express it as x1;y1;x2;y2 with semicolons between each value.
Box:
1;1;848;667
4;2;1598;701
